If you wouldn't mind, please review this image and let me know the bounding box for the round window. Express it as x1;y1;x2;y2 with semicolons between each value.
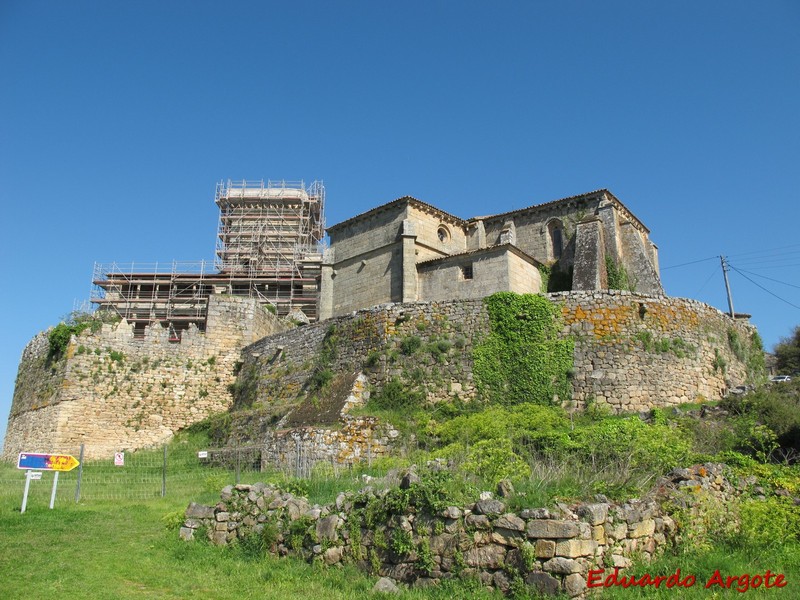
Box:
437;226;450;243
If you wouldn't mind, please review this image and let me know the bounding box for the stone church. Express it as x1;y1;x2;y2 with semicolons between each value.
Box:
319;189;662;319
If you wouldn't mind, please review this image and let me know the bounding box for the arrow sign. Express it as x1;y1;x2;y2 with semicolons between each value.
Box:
17;453;80;472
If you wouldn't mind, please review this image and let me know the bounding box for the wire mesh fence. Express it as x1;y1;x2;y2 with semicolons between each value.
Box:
0;443;271;507
0;438;398;511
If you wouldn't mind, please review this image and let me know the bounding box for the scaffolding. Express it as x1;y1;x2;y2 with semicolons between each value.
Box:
214;179;324;319
91;180;325;336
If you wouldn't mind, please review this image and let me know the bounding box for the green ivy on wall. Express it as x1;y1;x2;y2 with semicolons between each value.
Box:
605;255;634;292
473;292;574;406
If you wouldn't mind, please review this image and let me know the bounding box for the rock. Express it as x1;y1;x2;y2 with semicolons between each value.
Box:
442;506;462;519
429;533;456;556
519;508;550;520
629;519;656;538
323;546;343;565
564;572;587;597
465;544;506;569
287;308;310;325
526;520;579;539
493;570;511;593
179;527;194;541
535;539;556;558
215;512;230;522
465;514;491;530
185;502;215;519
577;503;608;526
495;513;526;532
496;479;515;498
316;515;339;542
474;498;505;517
479;491;494;501
554;539;597;558
400;470;420;489
542;557;582;575
212;531;228;545
525;571;561;596
611;555;632;568
220;485;234;501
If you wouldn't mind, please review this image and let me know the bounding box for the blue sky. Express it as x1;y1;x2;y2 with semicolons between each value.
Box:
1;1;799;445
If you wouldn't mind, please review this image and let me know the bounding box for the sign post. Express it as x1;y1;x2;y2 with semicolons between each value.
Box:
17;452;80;514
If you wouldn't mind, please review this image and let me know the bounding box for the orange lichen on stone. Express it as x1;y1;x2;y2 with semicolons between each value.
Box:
566;303;634;338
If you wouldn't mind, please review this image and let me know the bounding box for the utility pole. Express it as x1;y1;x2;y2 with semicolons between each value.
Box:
720;255;735;318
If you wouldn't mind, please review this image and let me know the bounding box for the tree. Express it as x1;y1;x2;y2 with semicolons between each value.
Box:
774;325;800;374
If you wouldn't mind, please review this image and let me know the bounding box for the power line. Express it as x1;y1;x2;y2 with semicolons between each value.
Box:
728;242;800;259
734;252;800;266
729;265;800;311
734;263;800;270
734;268;800;290
693;264;720;296
661;256;718;270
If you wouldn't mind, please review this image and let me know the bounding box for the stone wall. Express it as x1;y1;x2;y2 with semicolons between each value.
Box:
226;291;759;468
554;291;760;411
417;245;542;302
235;292;758;430
179;464;738;598
3;295;284;460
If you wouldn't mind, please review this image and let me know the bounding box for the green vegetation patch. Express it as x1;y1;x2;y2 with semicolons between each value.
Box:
605;254;634;291
473;292;574;405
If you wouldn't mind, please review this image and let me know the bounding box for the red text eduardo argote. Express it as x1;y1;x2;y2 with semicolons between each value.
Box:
587;568;787;592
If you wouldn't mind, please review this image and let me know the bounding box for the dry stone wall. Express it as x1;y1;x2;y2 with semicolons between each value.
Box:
3;295;284;460
180;464;739;598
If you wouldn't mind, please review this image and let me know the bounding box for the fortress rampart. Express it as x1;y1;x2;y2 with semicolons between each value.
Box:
3;296;283;460
4;291;761;462
226;291;760;450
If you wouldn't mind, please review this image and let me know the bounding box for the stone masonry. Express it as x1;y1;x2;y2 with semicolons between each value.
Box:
3;295;285;460
223;291;760;469
180;464;741;598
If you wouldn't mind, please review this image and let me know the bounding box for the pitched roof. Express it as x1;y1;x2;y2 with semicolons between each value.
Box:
471;189;649;234
415;243;543;268
327;196;465;233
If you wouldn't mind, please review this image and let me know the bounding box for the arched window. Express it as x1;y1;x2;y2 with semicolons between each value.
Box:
548;219;564;259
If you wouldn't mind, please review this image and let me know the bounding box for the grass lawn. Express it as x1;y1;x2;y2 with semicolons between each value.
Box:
0;496;508;600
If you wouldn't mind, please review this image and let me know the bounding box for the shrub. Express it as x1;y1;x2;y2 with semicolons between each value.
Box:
369;378;424;411
738;497;800;548
400;335;422;355
460;438;531;484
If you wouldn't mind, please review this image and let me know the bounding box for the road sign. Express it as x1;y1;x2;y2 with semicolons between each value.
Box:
17;453;80;472
114;452;124;467
29;472;43;480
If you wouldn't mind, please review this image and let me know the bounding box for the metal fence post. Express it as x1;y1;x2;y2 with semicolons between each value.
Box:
235;445;241;485
295;438;301;479
161;444;167;497
74;443;85;503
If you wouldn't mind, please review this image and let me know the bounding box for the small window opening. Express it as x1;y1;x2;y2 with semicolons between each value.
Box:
437;226;450;243
548;220;564;260
461;264;473;280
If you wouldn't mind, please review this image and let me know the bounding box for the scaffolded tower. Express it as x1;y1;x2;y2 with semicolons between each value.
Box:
91;180;325;337
214;179;325;318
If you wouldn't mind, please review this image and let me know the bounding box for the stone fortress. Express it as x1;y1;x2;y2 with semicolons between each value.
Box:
3;182;762;462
